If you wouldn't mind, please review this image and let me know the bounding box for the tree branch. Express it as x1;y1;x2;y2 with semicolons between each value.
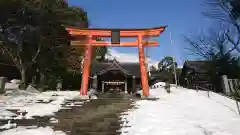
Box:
226;33;240;53
0;42;20;68
31;42;42;63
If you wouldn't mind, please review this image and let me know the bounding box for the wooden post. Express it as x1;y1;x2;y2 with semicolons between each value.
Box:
132;76;136;93
102;81;104;93
92;75;98;89
236;100;240;115
0;77;6;94
80;35;92;95
125;81;128;93
221;75;231;96
138;35;149;97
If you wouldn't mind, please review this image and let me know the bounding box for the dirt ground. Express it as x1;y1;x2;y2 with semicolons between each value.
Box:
51;93;137;135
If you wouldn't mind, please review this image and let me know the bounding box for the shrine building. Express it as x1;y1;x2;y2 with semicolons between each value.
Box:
89;58;141;93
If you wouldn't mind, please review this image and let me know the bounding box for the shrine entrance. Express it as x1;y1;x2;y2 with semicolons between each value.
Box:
99;69;128;93
65;26;166;97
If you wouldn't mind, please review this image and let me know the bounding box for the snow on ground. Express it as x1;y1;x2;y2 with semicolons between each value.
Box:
0;89;87;135
4;83;19;90
0;90;80;119
4;79;21;90
151;82;166;88
120;84;240;135
0;126;66;135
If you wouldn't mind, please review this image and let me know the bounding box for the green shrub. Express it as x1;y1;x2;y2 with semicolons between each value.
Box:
62;71;82;90
45;70;82;90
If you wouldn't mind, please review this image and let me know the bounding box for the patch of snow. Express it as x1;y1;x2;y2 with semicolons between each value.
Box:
49;117;59;124
87;88;98;99
88;88;98;95
73;101;84;104
120;86;240;135
17;109;26;113
150;82;166;89
10;79;21;84
208;92;240;115
4;90;37;96
0;90;81;119
61;107;72;110
0;126;66;135
74;104;82;107
65;102;75;107
18;125;38;129
0;120;17;130
23;103;62;117
90;95;98;99
25;85;40;94
0;110;17;117
153;82;166;87
14;113;24;120
72;95;89;100
4;83;19;90
136;86;169;98
0;110;17;119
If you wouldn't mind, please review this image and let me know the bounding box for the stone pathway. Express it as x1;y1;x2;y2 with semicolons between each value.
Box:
52;93;135;135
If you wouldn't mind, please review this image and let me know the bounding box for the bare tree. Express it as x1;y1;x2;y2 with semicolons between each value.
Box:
183;0;240;92
203;0;240;53
0;25;42;89
231;0;240;18
185;25;236;60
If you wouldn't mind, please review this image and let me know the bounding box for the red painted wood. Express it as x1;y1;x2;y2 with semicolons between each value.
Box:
138;35;150;97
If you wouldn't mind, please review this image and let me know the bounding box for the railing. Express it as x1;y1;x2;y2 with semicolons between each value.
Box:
196;85;210;98
225;77;240;112
217;93;240;115
228;79;240;94
196;85;240;115
222;75;240;97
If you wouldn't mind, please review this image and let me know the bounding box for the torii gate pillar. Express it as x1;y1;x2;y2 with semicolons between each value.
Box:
138;35;150;96
80;35;92;95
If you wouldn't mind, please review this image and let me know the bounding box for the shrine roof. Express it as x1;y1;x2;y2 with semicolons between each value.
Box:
90;59;141;77
183;60;210;73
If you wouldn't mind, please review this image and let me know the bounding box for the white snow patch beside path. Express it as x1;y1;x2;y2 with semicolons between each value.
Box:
0;126;66;135
0;91;80;119
0;90;84;135
120;86;240;135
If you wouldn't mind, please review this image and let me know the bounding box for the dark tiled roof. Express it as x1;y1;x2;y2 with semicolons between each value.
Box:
183;61;210;73
90;59;141;77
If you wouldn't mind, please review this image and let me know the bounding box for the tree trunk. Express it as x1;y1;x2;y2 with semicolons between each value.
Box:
38;72;46;91
30;67;37;87
31;76;37;87
19;68;27;90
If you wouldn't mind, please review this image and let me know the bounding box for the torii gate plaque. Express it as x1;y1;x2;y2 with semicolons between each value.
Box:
65;26;166;97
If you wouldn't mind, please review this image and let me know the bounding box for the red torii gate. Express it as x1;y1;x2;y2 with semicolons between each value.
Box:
65;26;166;97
